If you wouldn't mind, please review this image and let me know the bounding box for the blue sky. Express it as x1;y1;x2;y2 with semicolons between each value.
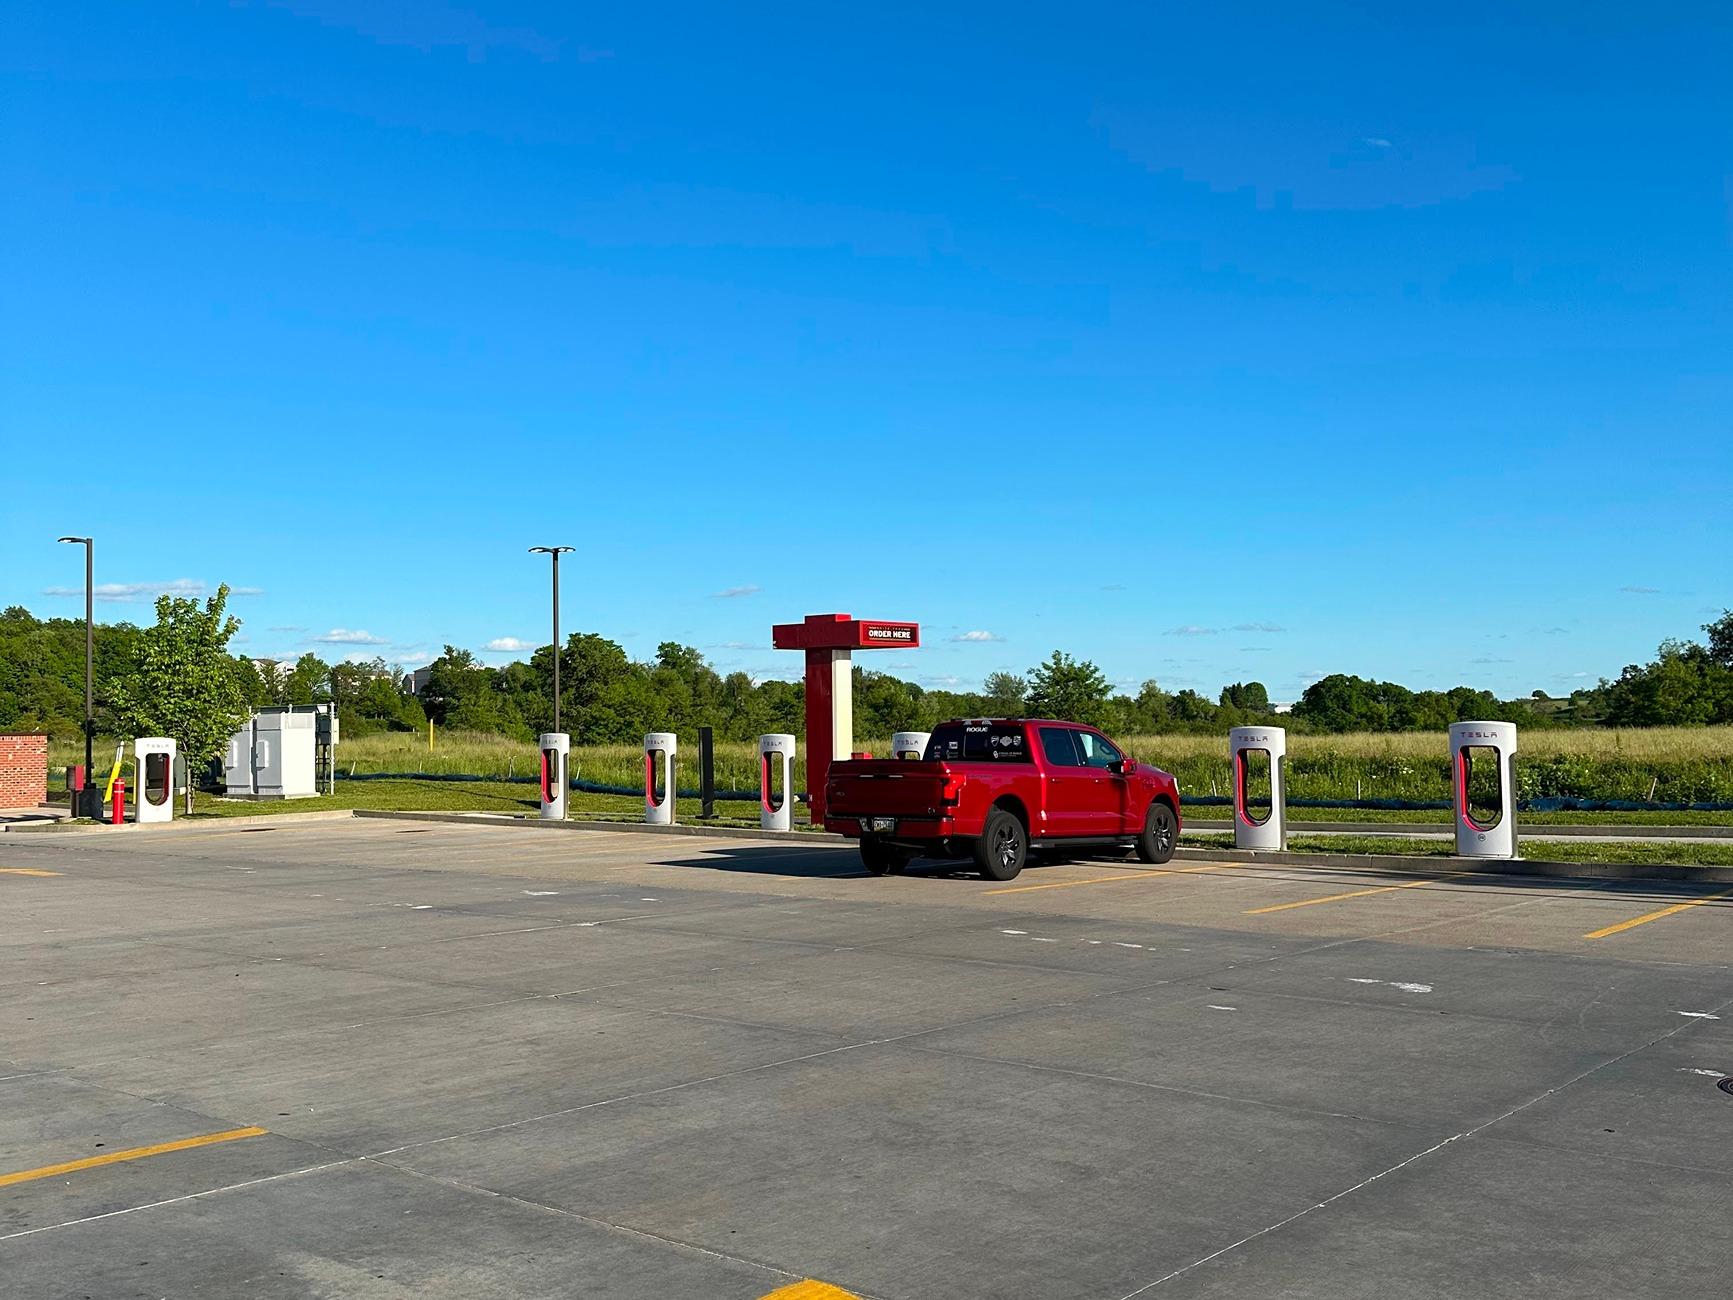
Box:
4;2;1729;702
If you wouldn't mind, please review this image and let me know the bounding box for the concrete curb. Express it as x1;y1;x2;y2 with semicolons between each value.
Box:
3;809;361;834
1184;819;1733;840
351;809;851;843
348;810;1731;885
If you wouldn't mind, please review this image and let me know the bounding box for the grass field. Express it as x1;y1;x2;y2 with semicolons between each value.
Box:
313;726;1733;806
1184;833;1733;867
46;724;1733;816
32;782;1727;867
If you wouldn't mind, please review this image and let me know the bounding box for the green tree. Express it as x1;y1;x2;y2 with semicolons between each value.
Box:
982;671;1028;717
1025;651;1111;726
1706;610;1733;669
283;653;329;706
106;585;251;813
1219;681;1271;712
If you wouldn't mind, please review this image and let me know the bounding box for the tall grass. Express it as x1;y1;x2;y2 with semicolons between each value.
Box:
331;726;1733;804
49;725;1733;804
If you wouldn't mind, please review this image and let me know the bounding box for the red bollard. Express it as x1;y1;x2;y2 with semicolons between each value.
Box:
110;780;126;825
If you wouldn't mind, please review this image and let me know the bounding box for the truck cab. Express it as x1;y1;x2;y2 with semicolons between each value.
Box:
824;719;1181;881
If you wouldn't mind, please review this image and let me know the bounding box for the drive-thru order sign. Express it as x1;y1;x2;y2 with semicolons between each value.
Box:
771;613;921;822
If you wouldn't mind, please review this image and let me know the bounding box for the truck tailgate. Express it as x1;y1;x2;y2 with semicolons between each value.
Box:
826;761;954;819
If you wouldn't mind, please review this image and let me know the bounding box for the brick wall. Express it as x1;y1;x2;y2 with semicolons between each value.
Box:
0;734;48;809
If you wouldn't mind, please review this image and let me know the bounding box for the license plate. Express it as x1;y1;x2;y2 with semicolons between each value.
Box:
861;817;895;833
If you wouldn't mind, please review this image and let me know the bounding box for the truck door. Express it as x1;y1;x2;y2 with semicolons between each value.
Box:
1036;726;1088;837
1074;730;1132;835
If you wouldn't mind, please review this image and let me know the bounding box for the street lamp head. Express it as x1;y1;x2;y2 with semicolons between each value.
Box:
528;545;575;555
57;536;91;545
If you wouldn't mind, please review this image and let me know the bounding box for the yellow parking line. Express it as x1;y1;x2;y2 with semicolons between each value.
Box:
1246;876;1442;914
0;1126;268;1189
759;1282;860;1300
986;863;1232;896
1584;886;1733;940
0;868;61;877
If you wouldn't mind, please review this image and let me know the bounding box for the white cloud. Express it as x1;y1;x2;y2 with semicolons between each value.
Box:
1363;136;1392;148
267;625;306;633
43;578;208;603
230;586;264;597
921;674;966;689
1231;621;1286;633
1166;625;1218;636
714;584;762;599
950;630;1003;643
1619;585;1660;595
312;628;388;645
485;636;535;652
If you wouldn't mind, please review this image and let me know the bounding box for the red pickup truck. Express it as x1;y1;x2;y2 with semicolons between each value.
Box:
824;719;1181;881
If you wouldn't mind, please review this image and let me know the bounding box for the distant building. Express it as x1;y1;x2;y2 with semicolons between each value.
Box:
401;666;434;695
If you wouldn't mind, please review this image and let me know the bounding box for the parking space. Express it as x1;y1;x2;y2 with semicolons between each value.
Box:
2;819;1729;1298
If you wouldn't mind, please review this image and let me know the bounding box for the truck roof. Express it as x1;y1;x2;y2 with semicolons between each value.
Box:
940;718;1095;729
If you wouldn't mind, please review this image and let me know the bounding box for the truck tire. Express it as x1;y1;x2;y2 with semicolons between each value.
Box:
860;838;912;876
1136;801;1177;864
974;808;1027;881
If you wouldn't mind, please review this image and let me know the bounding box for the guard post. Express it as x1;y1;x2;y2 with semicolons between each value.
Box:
698;726;716;819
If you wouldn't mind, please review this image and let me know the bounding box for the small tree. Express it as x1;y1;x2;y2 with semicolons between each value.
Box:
107;585;252;814
982;671;1028;717
1025;651;1111;726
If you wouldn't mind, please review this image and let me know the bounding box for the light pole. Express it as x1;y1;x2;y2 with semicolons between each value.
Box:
57;536;94;815
528;546;574;734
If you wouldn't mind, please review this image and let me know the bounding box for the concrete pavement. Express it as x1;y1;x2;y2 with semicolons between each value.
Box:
1;820;1728;1298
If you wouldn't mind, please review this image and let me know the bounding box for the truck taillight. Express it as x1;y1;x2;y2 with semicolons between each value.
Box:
940;778;961;806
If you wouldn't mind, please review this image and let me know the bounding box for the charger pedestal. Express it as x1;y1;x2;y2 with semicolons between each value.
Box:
645;732;677;825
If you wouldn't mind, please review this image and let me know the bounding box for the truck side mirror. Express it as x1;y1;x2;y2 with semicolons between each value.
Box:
1111;758;1134;777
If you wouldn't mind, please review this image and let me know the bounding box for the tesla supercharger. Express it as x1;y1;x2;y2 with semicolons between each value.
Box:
1229;726;1286;850
644;732;677;825
891;731;931;760
134;737;176;824
1450;721;1518;858
538;732;568;821
759;733;795;832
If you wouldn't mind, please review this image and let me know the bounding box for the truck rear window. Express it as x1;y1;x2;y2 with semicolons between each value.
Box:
925;723;1032;762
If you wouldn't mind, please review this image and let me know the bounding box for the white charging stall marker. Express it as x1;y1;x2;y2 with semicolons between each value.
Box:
891;731;931;761
1229;726;1286;850
134;737;176;824
644;732;678;825
538;732;569;821
758;733;796;832
1449;720;1517;858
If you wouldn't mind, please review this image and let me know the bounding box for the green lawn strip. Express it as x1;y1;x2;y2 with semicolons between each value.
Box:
167;782;786;824
1192;806;1733;826
1183;831;1733;866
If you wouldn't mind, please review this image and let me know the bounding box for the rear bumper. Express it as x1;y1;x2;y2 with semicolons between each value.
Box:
823;815;956;841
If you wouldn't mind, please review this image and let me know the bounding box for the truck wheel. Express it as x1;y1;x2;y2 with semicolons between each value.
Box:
1136;802;1177;864
860;838;911;876
974;809;1027;881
